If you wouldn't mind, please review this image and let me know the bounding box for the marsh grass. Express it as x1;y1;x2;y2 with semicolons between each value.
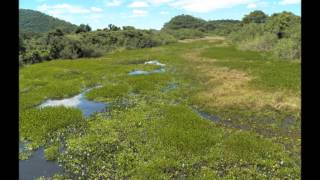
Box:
19;36;300;179
20;107;83;148
44;145;60;161
201;46;301;92
59;102;299;179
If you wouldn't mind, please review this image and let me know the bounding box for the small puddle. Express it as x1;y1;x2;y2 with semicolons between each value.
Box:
144;60;166;66
193;109;221;124
128;60;166;76
39;86;108;117
281;116;296;128
19;143;62;180
192;107;237;127
128;70;150;75
162;83;178;92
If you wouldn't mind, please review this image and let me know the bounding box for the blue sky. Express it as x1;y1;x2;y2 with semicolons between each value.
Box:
19;0;301;30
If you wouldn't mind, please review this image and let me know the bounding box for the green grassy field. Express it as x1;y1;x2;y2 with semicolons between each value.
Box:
19;37;301;179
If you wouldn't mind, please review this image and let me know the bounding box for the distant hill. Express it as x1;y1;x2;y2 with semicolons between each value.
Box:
19;9;78;33
162;14;241;37
162;14;206;30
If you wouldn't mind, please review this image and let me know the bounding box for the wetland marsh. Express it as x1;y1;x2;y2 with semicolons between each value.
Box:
19;37;300;179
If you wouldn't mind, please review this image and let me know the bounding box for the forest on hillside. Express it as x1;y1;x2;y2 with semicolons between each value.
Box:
19;9;78;34
19;10;301;66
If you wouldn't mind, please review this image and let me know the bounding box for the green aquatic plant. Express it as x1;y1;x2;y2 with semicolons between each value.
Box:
19;37;300;178
44;145;60;161
20;106;83;148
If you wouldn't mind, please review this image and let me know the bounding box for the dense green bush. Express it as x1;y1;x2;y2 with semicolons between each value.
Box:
272;38;300;59
162;15;241;37
265;11;300;39
238;33;278;52
206;20;242;36
228;23;266;43
242;10;268;24
75;24;91;34
164;28;205;40
162;14;206;30
228;11;300;60
19;28;177;65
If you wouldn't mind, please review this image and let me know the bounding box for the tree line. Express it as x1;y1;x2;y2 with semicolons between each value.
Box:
162;11;300;59
19;24;176;66
19;10;300;66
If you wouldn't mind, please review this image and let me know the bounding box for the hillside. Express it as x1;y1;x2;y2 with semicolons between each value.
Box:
162;14;241;38
19;9;78;33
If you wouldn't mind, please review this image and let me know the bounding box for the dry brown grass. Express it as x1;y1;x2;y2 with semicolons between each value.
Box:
178;36;225;43
182;50;300;113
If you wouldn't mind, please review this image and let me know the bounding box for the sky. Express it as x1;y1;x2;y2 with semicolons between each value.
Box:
19;0;301;30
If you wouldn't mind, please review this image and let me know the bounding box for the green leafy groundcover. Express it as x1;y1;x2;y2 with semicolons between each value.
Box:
59;102;299;179
19;106;83;148
19;38;300;179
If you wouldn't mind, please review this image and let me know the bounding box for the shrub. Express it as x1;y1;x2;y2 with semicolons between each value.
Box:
165;29;205;40
242;10;268;24
162;14;206;30
272;38;300;59
238;33;278;52
228;23;265;44
265;11;300;39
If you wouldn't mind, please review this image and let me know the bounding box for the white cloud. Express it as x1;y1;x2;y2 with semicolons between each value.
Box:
160;11;169;14
90;7;103;12
247;3;257;8
246;1;270;9
129;1;149;8
37;4;105;15
37;4;91;14
86;13;105;23
169;0;255;13
147;0;174;5
148;0;261;13
105;0;122;7
279;0;300;5
132;9;148;17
